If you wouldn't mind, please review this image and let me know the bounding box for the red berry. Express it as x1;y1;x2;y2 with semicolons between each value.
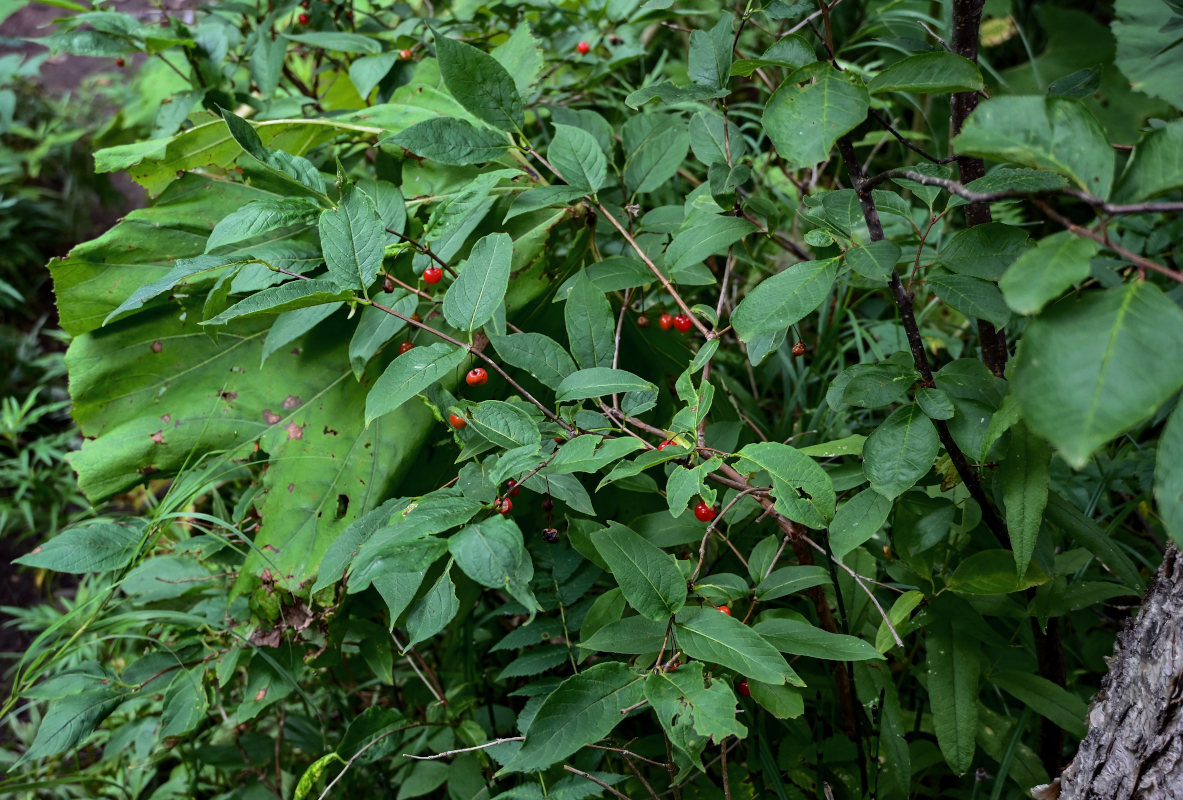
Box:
399;49;413;60
115;57;125;67
695;501;718;523
448;413;467;429
399;342;414;354
666;659;680;672
466;367;488;386
658;313;674;331
495;497;513;515
737;678;750;697
297;12;310;24
716;605;732;616
505;479;521;497
657;440;675;451
576;41;590;55
673;314;693;333
423;267;443;284
792;340;806;357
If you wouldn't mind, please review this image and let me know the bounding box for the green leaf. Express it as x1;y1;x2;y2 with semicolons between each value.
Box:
592;523;687;621
731;259;838;343
830;357;919;410
390;118;511;166
550;124;607;192
19;689;124;765
1000;232;1097;315
434;31;524;132
442;232;512;331
916;387;955;421
205;198;319;254
489;332;577;386
564;271;615;369
202;279;353;326
556;368;657;403
927;273;1011;327
645;661;745;770
490;21;544;96
549;436;645;475
623;120;691;194
320;188;385;292
762;64;869;167
863;404;940;499
348;51;398;100
675;607;800;686
283;31;382;53
688;13;734;90
1113;0;1183;111
220;110;328;198
468;401;542;450
869;52;984;94
1012;282;1183;468
1113;118;1183;203
161;667;207;738
1157;402;1183;548
665;216;756;282
1044;492;1145;591
1001;423;1052;576
365;342;468;425
734;442;836;528
404;565;459;650
754;565;830;601
502;662;644;774
449;517;539;613
953;96;1115;198
268;303;343;367
580;615;669;654
936;223;1032;281
846;240;900;280
946;550;1050;594
926;610;979;775
348;291;417;377
829;489;893;559
990;670;1088;739
14;520;143;574
753;618;884;661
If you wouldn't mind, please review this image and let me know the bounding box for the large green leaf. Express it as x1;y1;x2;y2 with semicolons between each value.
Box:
990;670;1088;739
869;52;983;94
762;64;869;167
442;232;513;331
675;607;800;686
1112;118;1183;202
320;188;385;292
434;32;524;132
1000;232;1096;315
1113;0;1183;111
731;259;838;344
549;124;607;192
563;271;615;369
364;343;469;425
734;442;835;528
1156;402;1183;548
644;661;745;770
753;618;884;661
1012;282;1183;468
953;96;1115;197
926;607;980;775
502;662;644;774
592;523;687;621
1000;423;1052;576
448;517;540;613
14;520;144;574
863;404;940;499
389;117;511;166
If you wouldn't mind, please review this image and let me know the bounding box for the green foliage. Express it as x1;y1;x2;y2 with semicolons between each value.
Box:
7;2;1183;799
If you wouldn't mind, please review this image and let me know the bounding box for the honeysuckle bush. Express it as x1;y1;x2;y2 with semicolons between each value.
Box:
6;0;1183;797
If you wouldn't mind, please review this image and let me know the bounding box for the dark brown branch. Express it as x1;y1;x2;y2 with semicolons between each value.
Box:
837;137;1010;547
1034;200;1183;284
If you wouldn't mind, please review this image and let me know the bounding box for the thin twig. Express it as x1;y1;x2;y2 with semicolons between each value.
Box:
1034;200;1183;283
802;535;904;648
563;765;633;800
402;737;524;760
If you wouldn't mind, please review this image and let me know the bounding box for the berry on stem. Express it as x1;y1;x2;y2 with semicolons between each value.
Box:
448;413;467;429
541;496;554;512
576;41;590;54
505;479;521;497
737;678;750;697
297;12;310;24
694;501;718;522
657;440;675;451
115;57;126;67
542;527;560;544
658;313;674;331
398;342;414;354
673;314;693;333
495;497;513;515
637;314;649;328
466;367;488;386
716;605;732;616
792;340;807;357
423;267;443;284
399;49;413;60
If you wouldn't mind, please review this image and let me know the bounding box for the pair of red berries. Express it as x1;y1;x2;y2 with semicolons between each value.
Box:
658;313;693;333
423;267;443;285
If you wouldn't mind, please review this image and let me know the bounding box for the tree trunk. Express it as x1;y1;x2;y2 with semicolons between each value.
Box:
1037;543;1183;799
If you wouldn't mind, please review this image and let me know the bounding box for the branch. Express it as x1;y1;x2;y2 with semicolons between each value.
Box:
1034;200;1183;284
563;765;634;800
837;137;1011;547
403;737;524;760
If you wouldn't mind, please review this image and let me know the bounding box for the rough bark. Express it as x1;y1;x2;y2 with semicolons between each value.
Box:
1039;544;1183;799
